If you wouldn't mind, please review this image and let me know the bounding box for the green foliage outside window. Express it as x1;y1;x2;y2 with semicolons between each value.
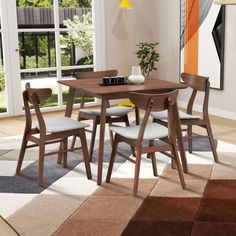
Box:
61;12;93;65
17;0;92;8
17;0;52;7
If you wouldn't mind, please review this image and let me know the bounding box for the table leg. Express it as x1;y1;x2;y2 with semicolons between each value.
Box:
65;87;75;117
97;97;107;185
174;102;188;173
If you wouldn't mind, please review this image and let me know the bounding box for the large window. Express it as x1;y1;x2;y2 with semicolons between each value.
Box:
0;0;104;116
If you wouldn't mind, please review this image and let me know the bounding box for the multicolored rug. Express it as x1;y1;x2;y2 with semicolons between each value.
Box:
0;134;236;236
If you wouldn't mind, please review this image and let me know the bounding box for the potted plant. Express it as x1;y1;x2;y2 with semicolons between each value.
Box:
135;42;160;76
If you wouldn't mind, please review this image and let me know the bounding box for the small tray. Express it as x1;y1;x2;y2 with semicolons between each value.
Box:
99;81;128;86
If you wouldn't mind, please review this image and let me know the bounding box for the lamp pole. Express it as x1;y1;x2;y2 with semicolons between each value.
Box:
119;0;133;75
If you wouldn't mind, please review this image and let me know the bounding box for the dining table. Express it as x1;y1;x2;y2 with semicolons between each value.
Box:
58;77;188;185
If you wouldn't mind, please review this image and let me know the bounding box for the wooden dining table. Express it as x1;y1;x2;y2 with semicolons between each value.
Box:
58;77;188;185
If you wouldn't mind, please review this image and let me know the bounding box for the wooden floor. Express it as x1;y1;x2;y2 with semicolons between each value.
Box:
0;108;236;145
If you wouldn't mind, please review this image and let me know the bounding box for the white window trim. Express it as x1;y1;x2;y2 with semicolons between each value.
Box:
0;0;106;117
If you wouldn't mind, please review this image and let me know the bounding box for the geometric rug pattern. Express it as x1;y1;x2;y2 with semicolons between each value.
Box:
0;134;236;236
122;179;236;236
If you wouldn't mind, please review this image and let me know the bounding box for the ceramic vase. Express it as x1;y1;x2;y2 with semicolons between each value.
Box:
128;66;145;84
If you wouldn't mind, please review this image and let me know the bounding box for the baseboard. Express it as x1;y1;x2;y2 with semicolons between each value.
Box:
178;100;236;121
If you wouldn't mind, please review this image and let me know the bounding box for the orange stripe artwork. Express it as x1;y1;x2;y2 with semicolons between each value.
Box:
184;0;199;74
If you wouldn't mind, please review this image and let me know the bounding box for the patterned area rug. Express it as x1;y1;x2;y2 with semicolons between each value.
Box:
0;135;235;236
122;179;236;236
0;137;131;194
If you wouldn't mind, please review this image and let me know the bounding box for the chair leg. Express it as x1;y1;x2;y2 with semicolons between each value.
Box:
62;138;68;168
89;119;98;162
106;134;119;183
108;123;114;147
57;139;63;164
16;136;28;175
187;125;193;153
124;115;136;157
70;135;77;152
172;144;186;190
133;149;142;196
206;121;219;163
38;142;45;187
151;153;158;177
171;154;177;169
149;140;158;176
71;112;82;151
79;129;92;179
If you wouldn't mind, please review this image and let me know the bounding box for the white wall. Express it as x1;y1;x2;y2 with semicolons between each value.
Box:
105;0;157;75
105;1;236;120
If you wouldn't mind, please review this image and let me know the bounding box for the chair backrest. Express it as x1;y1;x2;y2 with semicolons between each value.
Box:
74;70;118;108
23;83;52;133
74;70;118;80
181;73;210;116
129;90;178;142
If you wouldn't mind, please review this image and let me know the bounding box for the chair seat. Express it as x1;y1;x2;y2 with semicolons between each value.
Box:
80;106;133;117
151;110;201;120
35;117;89;133
109;123;168;140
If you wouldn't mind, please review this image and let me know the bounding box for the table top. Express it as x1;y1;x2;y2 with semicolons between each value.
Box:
59;77;187;99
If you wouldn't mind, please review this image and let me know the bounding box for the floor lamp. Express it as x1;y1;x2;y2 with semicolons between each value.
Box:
117;0;136;116
119;0;133;75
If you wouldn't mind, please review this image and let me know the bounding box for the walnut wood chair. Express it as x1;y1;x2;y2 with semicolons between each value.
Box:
151;73;219;163
70;70;134;161
16;84;92;186
106;90;186;196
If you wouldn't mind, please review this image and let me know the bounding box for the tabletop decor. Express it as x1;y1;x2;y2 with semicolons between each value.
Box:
128;66;145;84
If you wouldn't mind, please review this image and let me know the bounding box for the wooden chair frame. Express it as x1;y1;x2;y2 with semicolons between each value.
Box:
154;73;219;162
16;85;92;186
70;69;133;161
106;90;186;196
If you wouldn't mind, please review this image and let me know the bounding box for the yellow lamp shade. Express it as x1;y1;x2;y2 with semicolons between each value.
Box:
119;0;133;9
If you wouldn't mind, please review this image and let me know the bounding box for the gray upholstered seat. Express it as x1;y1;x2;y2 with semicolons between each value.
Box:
109;123;168;140
151;110;201;120
36;117;89;133
80;106;133;117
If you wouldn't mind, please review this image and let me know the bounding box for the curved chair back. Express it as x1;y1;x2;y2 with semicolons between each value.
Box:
74;70;118;80
129;90;178;112
23;83;52;134
181;73;210;116
129;90;179;142
74;70;118;109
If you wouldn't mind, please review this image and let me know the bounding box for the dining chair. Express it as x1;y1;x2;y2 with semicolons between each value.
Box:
106;90;186;196
151;73;219;163
70;70;134;161
16;83;92;186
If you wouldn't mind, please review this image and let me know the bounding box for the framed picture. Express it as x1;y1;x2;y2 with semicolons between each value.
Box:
180;0;225;90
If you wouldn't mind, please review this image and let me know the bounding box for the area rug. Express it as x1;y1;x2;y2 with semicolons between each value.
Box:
0;154;83;193
0;137;131;194
53;150;236;236
0;216;19;236
122;179;236;236
182;133;218;152
1;135;235;236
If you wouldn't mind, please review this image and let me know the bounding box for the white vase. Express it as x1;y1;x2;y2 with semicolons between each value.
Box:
128;66;145;84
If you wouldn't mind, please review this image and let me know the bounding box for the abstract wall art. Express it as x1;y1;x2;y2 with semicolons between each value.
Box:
180;0;225;90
